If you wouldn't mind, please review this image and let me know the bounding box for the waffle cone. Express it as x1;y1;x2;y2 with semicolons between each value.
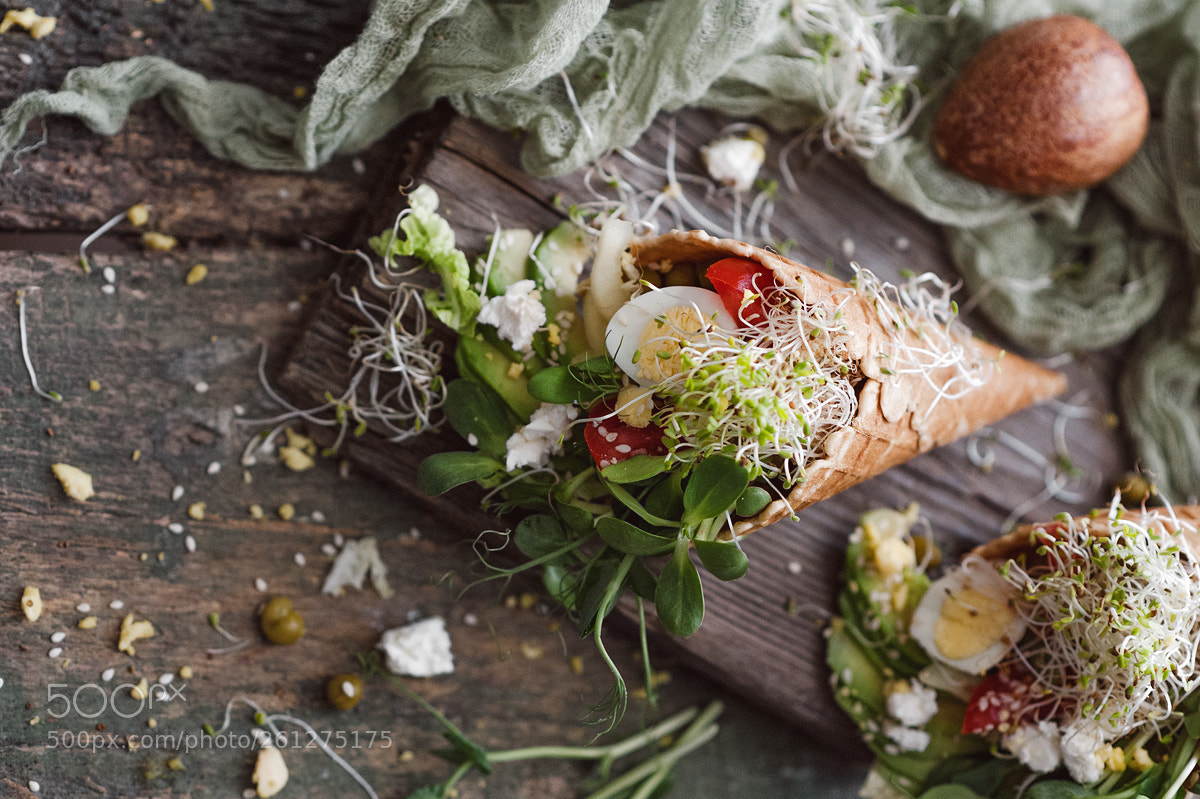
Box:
629;230;1067;535
971;506;1200;563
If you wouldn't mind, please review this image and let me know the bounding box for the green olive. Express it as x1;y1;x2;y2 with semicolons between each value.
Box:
326;673;365;710
260;597;305;645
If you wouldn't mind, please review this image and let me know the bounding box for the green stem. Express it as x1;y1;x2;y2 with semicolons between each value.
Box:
637;598;658;710
584;702;723;799
484;705;701;764
592;554;636;731
438;761;474;798
605;482;681;528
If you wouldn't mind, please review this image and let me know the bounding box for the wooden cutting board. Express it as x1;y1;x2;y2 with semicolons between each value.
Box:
277;106;1127;752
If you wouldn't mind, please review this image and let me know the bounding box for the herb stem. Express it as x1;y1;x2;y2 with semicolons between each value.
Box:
16;288;62;403
637;598;658;709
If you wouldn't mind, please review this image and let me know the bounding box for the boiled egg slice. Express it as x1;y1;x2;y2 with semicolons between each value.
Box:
910;557;1026;675
605;286;736;387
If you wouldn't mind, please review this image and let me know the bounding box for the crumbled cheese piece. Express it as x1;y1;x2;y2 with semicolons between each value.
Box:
504;402;578;471
88;379;101;392
186;264;208;285
22;586;42;621
882;721;930;753
321;537;393;598
701;130;766;192
142;231;178;251
126;203;149;227
1062;720;1106;784
52;463;95;502
117;613;155;655
886;680;939;727
78;616;98;630
188;502;206;520
252;744;288;797
1003;720;1062;773
277;503;295;521
1131;746;1154;772
615;385;654;428
378;617;454;677
0;7;55;38
476;279;546;352
284;428;317;455
131;678;149;700
179;665;194;680
872;536;916;578
249;505;265;520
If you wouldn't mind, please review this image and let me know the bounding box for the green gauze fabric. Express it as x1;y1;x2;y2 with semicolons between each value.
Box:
1;0;1198;501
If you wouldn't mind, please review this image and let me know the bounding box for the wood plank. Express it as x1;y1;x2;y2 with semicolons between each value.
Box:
274;111;1129;750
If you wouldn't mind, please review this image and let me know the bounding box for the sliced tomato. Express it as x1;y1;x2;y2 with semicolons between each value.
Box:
584;397;667;470
962;669;1037;735
706;257;777;327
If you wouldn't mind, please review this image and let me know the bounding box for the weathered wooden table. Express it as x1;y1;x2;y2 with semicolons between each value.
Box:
0;3;1128;798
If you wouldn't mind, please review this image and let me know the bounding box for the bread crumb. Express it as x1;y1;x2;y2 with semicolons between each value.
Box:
52;463;95;502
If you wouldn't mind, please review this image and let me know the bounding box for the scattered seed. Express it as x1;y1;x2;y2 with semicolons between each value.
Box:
50;632;65;644
18;52;32;65
185;264;208;285
172;485;185;501
320;543;337;557
158;673;174;686
894;236;911;251
310;510;326;524
22;586;42;621
102;266;116;284
286;300;302;313
139;553;148;562
100;284;116;295
142;231;177;251
206;461;220;475
249;504;265;520
48;647;62;658
156;551;165;562
109;600;125;610
101;668;115;682
76;602;90;613
333;533;344;547
788;561;802;575
462;613;478;626
131;450;141;462
254;578;268;592
185;536;196;553
293;553;306;567
193;381;209;394
28;780;39;793
841;237;856;258
148;718;157;729
168;523;184;534
233;404;246;416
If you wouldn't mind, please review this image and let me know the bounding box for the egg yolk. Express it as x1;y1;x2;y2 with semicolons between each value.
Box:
635;305;708;382
933;586;1015;661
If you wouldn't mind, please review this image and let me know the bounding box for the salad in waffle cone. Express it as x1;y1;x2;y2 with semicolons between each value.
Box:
363;185;1066;716
829;501;1200;799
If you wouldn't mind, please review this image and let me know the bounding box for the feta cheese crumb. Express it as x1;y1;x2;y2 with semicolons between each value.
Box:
117;614;155;655
701;130;766;192
321;537;393;598
504;402;578;472
886;679;938;728
882;721;930;753
22;586;42;621
51;463;94;502
378;617;454;677
1062;720;1106;784
476;279;546;352
1003;721;1062;773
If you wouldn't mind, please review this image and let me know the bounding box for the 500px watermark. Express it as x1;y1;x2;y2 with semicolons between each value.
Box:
46;681;186;720
46;728;395;753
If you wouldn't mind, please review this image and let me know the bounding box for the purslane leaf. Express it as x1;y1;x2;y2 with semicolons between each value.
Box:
694;539;749;581
682;455;750;525
596;517;676;556
655;540;704;636
418;451;503;496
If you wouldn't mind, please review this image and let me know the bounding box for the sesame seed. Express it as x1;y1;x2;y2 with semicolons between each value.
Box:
102;266;116;284
463;613;479;626
18;53;33;65
207;461;221;475
841;237;856;258
310;510;325;523
76;603;91;613
787;561;802;575
254;578;268;592
293;553;306;567
48;647;62;658
172;485;185;501
409;527;421;540
185;536;196;553
333;533;344;547
351;158;366;175
158;673;174;685
100;284;116;295
614;444;632;454
168;523;184;534
109;599;124;610
286;301;302;313
50;632;65;644
102;668;115;682
193;381;209;394
341;680;356;698
320;543;337;557
28;780;39;793
232;404;246;416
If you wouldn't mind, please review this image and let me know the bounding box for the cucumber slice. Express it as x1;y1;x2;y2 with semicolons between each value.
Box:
485;229;535;296
532;221;592;299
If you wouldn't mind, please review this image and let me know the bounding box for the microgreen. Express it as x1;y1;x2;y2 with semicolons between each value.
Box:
16;287;63;403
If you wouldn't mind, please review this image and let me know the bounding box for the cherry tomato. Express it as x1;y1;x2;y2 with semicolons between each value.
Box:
583;397;667;470
961;669;1036;735
706;257;777;326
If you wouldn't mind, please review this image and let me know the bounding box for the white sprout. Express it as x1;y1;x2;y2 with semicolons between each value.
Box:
785;0;923;159
16;287;62;402
78;210;127;274
998;505;1200;741
211;696;379;799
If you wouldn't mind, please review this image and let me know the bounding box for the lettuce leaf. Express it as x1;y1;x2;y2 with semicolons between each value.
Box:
370;185;480;334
